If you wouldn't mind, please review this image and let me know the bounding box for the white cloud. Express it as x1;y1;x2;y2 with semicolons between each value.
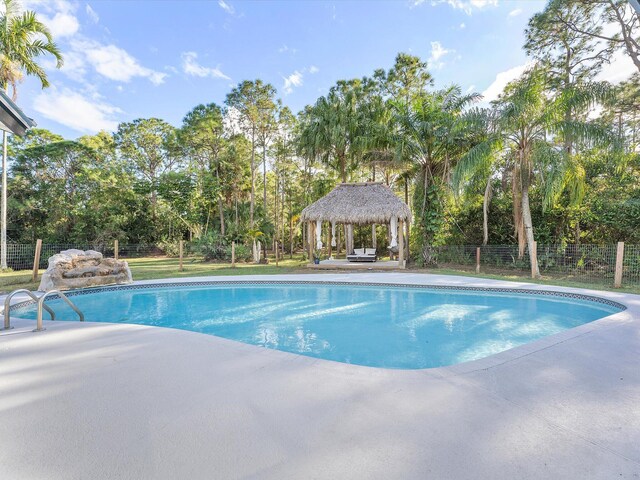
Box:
283;70;303;94
43;12;79;37
481;62;532;103
57;50;87;81
278;44;299;55
23;0;80;38
480;52;635;108
428;41;453;69
415;0;498;14
309;65;320;74
33;87;122;133
508;8;522;17
181;52;231;80
596;50;636;84
86;4;99;23
459;22;466;29
72;39;167;85
218;0;235;15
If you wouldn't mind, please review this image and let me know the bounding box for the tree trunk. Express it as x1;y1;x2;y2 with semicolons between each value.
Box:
289;214;293;259
218;199;225;236
250;128;255;227
406;217;411;266
234;196;238;226
608;1;640;73
512;164;525;258
482;176;492;246
274;175;278;254
1;130;7;269
521;181;540;278
262;145;267;210
214;168;225;236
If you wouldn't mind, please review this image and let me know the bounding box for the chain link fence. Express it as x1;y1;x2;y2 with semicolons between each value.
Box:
5;243;171;270
4;241;639;289
428;243;639;288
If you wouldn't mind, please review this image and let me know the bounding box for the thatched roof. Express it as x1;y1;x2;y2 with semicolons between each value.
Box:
300;182;411;225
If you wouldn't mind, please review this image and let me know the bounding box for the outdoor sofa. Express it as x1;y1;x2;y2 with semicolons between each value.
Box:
347;248;377;263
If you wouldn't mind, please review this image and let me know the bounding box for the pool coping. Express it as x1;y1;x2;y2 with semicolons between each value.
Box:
2;272;639;479
4;272;637;378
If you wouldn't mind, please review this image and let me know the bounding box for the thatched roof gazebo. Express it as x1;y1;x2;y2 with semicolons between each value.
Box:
300;182;411;268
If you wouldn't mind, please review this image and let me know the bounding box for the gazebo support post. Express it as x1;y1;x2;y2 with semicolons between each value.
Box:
343;225;348;256
344;224;349;255
307;221;313;264
348;224;354;255
398;220;405;269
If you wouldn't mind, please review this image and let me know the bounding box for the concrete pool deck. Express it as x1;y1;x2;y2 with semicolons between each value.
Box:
1;273;639;479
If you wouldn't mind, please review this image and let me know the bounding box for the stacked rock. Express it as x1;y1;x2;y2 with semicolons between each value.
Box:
38;249;133;291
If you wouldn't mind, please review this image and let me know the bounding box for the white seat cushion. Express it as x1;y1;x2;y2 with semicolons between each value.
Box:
354;248;365;255
365;248;376;255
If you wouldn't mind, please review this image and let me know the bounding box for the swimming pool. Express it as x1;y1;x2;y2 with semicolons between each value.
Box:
12;282;624;369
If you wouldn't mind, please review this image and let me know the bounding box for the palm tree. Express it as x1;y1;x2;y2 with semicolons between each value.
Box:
297;84;361;183
0;0;62;268
454;67;613;277
393;85;480;265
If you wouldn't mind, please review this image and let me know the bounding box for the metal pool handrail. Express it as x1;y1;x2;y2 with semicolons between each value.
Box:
36;290;84;332
3;289;55;330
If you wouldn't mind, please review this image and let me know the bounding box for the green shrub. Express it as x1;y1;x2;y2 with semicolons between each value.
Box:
157;239;180;257
195;232;228;261
225;243;252;262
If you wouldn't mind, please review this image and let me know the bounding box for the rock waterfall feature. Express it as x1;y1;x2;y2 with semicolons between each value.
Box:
38;249;133;292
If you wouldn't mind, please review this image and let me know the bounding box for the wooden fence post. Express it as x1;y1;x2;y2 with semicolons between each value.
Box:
231;241;236;268
31;239;42;283
179;240;184;272
114;239;119;260
614;241;625;288
476;247;481;274
530;241;537;279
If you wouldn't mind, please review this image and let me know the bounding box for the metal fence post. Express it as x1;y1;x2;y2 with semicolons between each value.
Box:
614;241;625;288
31;239;42;283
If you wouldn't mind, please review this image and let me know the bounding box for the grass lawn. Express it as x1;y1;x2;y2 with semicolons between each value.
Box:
430;266;640;296
1;255;638;295
0;256;310;293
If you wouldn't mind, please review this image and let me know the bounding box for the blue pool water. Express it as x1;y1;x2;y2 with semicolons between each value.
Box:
13;283;622;369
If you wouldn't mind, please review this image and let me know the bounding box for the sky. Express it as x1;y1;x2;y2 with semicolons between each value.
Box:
17;0;637;139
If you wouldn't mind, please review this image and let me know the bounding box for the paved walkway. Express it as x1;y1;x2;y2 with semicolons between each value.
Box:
1;273;639;479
